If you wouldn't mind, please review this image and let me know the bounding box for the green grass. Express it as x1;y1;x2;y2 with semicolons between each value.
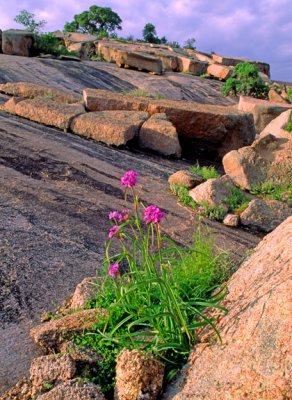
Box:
284;111;292;132
169;184;198;208
250;180;292;205
189;162;220;181
125;88;166;99
223;186;250;213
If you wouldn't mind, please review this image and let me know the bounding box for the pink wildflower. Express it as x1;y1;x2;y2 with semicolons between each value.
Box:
108;225;120;239
197;206;204;212
121;170;139;188
144;205;166;224
121;209;130;221
109;211;123;223
109;263;119;277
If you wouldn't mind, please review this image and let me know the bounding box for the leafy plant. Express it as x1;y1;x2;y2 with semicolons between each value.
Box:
201;203;227;221
64;5;122;36
169;184;198;208
74;171;228;393
189;161;220;180
287;88;292;103
14;9;46;33
221;62;269;99
125;88;166;99
35;33;78;57
284;111;292;132
223;186;250;212
250;180;292;204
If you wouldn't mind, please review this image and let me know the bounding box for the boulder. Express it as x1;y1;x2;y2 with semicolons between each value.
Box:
30;354;76;397
168;170;203;189
64;32;98;44
0;377;33;400
2;29;34;57
70;277;98;310
71;111;149;146
139;113;181;156
188;175;234;210
30;309;106;352
83;89;256;156
238;95;292;134
0;96;25;114
223;134;292;189
268;88;289;104
240;199;291;232
67;42;95;60
165;216;292;399
211;53;270;76
177;57;208;74
260;109;291;139
207;64;233;80
37;380;105;400
115;349;164;400
223;213;240;227
190;50;215;64
116;50;163;75
0;82;82;104
8;97;85;130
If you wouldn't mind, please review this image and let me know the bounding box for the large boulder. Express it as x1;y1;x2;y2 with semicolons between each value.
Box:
240;199;291;232
165;216;292;399
260;109;291;139
83;89;256;156
268;88;289;104
67;41;95;60
70;277;98;310
238;95;292;134
0;82;82;104
115;349;164;400
177;56;208;74
30;309;106;352
223;133;292;189
207;64;233;80
37;380;105;400
168;170;203;189
2;29;35;57
5;97;85;130
211;53;270;76
139;113;181;156
71;111;149;146
115;50;163;75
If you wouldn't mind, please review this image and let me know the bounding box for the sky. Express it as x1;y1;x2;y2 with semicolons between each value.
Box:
0;0;291;82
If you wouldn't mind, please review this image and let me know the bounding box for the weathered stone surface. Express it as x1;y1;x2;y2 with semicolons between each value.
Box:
84;89;256;156
71;110;148;146
168;170;203;189
115;349;164;400
240;199;291;232
8;97;85;130
223;213;240;227
223;134;292;189
177;56;208;74
207;64;233;80
268;88;289;104
0;82;82;104
67;42;95;60
139;113;181;156
0;96;25;114
116;51;163;74
70;277;98;310
30;354;76;396
211;53;270;76
188;175;233;210
64;32;98;44
2;30;34;57
260;109;291;139
30;309;106;352
238;95;292;134
0;377;33;400
37;380;105;400
166;216;292;399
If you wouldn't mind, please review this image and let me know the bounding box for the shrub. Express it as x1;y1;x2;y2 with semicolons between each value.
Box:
35;33;78;57
189;161;220;180
74;171;228;393
284;111;292;132
250;180;292;204
223;186;250;212
221;62;269;99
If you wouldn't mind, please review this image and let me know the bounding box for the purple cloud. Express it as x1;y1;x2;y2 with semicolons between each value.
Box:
0;0;291;81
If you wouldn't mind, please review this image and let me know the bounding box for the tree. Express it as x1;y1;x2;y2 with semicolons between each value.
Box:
14;9;46;33
64;5;122;36
221;62;269;99
184;37;196;50
142;23;160;43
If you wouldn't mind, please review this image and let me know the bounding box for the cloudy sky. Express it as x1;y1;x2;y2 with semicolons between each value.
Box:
0;0;291;81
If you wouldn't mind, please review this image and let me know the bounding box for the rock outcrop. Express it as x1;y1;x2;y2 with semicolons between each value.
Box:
70;277;98;310
165;216;292;399
1;30;35;57
37;380;105;400
211;53;270;76
207;64;233;80
260;109;291;139
168;170;203;189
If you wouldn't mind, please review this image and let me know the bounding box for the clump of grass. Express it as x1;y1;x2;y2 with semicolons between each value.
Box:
169;184;198;208
250;180;292;204
189;161;220;181
233;201;250;215
284;111;292;132
223;186;250;212
125;88;166;99
201;203;227;221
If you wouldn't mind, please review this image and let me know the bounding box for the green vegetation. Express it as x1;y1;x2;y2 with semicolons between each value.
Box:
125;88;166;99
64;5;122;36
189;161;220;180
36;33;77;57
250;180;292;205
169;184;198;208
73;171;228;394
287;88;292;103
201;203;227;221
14;9;46;33
221;62;269;99
223;186;250;213
284;111;292;133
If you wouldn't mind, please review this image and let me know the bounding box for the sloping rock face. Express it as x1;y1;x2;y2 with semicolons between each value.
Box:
238;95;292;134
37;380;105;400
139;113;181;156
223;133;292;189
71;110;148;146
207;64;233;80
0;82;82;103
211;53;270;76
260;109;291;139
166;216;292;399
2;30;34;57
84;88;255;156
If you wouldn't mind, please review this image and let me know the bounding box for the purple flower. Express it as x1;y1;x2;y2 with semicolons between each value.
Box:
109;211;123;223
109;263;119;277
121;170;139;188
144;205;166;224
108;225;120;239
197;206;204;212
121;209;130;221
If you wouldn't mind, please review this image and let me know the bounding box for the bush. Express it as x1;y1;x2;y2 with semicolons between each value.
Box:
35;33;77;57
74;171;228;393
221;62;269;99
189;161;220;180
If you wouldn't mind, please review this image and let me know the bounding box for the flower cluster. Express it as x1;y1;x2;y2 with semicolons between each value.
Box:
108;225;120;239
109;209;129;223
108;263;119;277
121;170;139;188
144;205;166;225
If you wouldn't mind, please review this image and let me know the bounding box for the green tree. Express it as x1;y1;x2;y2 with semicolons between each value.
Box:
142;23;160;43
221;62;269;99
14;9;46;33
184;37;196;50
64;5;122;36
